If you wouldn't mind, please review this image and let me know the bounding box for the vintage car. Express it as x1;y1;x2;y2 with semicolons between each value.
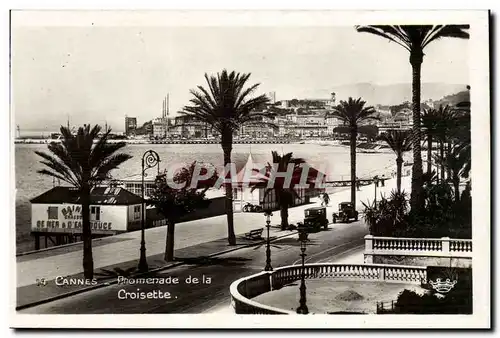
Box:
332;202;359;223
303;206;329;231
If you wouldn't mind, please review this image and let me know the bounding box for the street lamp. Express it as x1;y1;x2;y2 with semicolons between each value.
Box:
264;210;273;271
138;150;160;273
373;175;380;207
296;223;309;314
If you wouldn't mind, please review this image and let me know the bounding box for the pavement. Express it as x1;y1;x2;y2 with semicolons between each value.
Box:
19;219;368;314
16;174;410;311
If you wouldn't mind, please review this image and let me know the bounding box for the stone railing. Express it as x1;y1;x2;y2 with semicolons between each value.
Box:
365;235;472;256
230;263;427;314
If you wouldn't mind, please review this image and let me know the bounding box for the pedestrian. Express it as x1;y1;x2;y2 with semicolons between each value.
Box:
323;193;330;207
356;177;360;191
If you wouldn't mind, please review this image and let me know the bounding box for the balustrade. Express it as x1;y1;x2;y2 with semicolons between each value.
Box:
231;263;428;314
367;235;471;256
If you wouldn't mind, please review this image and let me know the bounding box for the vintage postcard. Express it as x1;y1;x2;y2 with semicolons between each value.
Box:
9;10;490;329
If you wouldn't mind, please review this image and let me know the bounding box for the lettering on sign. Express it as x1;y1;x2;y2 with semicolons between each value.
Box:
61;205;82;220
35;220;113;230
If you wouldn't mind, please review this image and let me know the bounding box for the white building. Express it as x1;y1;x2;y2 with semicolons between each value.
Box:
30;186;144;236
152;117;169;139
232;154;325;212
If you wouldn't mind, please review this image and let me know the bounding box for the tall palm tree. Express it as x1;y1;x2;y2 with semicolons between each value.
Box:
356;25;470;211
432;105;458;182
377;130;413;193
258;151;306;230
327;97;378;206
35;124;132;279
435;148;468;203
182;69;270;245
421;108;440;175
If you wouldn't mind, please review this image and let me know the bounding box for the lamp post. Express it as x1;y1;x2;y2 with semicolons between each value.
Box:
138;150;160;273
373;175;380;207
263;211;273;271
296;223;309;314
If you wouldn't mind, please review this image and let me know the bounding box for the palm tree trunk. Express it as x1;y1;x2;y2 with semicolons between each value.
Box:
453;174;460;203
447;142;452;179
350;127;357;206
410;51;424;211
427;134;432;174
221;131;236;246
164;220;175;261
81;187;93;279
440;140;445;181
280;199;289;230
396;156;403;194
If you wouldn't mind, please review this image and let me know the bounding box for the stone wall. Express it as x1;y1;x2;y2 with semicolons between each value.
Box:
365;254;472;268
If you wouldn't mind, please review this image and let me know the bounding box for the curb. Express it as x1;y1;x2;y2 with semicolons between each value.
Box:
16;230;298;311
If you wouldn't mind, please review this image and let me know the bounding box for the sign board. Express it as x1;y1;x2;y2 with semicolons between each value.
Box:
31;203;127;235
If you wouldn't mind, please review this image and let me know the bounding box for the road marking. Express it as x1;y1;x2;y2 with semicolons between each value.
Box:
292;238;365;265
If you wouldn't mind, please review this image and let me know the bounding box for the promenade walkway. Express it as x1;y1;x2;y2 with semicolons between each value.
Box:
16;175;409;306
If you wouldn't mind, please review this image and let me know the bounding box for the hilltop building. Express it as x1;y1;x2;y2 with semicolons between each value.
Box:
125;116;137;136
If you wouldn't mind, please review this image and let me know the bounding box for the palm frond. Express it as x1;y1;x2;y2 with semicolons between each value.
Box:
356;25;412;51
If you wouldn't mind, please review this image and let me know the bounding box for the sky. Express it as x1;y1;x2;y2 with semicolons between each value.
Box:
12;23;469;132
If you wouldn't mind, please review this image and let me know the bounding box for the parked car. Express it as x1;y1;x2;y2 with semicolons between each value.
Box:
332;202;358;223
242;202;263;213
303;207;329;232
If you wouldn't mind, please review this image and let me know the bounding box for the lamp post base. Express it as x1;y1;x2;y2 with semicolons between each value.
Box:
296;305;309;314
138;248;148;273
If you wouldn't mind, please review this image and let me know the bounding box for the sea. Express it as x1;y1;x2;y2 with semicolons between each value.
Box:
14;142;407;253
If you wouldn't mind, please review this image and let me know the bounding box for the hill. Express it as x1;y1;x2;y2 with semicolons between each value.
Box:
306;83;468;106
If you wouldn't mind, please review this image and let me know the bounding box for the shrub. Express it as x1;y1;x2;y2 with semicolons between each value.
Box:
363;182;471;239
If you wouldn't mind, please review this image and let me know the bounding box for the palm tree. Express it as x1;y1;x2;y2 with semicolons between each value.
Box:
182;69;270;245
435;148;468;203
327;97;378;205
35;124;132;279
432;105;459;182
149;162;217;261
377;130;413;193
257;151;306;230
421;108;440;175
356;25;470;211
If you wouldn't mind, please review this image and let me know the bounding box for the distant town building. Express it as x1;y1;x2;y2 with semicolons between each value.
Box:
125;116;137;136
152;117;169;139
267;91;276;104
279;92;336;110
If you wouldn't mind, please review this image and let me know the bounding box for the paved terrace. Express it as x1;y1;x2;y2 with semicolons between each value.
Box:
17;175;409;289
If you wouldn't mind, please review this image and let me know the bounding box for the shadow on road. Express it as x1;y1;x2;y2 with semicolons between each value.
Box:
172;256;252;267
270;237;321;247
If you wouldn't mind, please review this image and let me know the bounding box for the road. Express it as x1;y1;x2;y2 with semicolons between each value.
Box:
20;220;368;314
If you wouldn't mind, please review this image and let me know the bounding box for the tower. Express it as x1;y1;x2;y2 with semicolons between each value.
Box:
162;94;170;138
330;92;336;106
